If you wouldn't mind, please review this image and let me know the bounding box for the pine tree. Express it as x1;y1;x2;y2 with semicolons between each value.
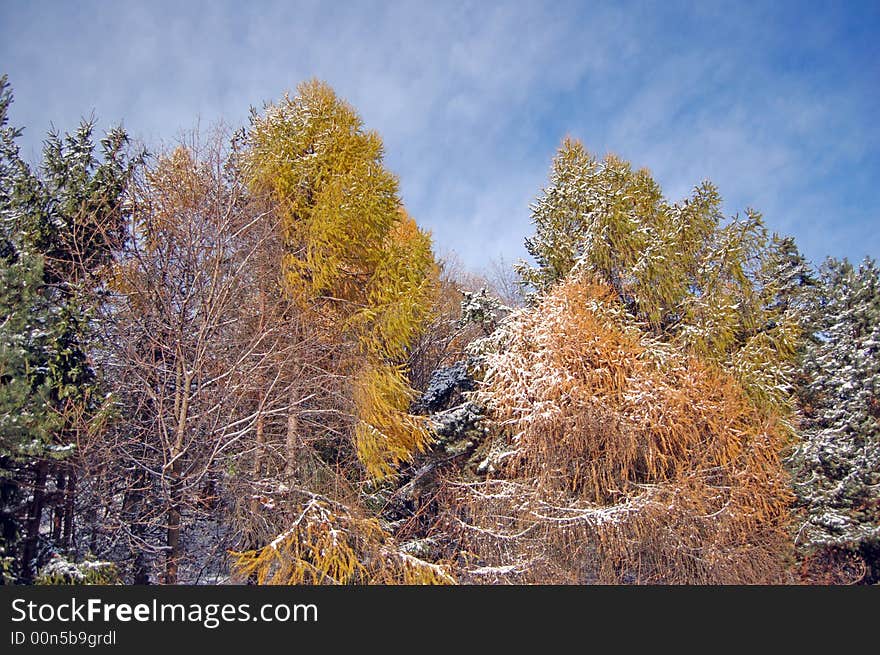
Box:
517;138;600;295
0;76;60;580
761;234;817;318
792;257;880;581
0;75;140;581
0;238;61;582
0;77;57;457
517;137;719;325
0;251;59;457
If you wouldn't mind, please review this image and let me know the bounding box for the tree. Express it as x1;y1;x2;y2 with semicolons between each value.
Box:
230;82;456;585
431;139;803;583
94;136;311;583
0;75;140;581
516;138;799;416
241;80;437;480
761;234;817;318
792;257;880;582
448;274;794;583
0;244;60;582
517;137;718;321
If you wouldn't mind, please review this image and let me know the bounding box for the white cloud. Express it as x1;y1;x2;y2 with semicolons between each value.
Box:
1;0;876;269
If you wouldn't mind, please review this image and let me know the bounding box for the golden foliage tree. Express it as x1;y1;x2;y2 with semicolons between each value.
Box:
231;83;451;585
451;275;794;583
516;138;799;417
232;490;453;585
241;80;437;480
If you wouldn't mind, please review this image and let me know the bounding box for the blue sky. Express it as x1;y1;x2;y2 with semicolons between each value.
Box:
1;0;877;271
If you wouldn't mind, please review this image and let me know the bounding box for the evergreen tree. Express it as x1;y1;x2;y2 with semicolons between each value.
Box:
0;75;140;581
517;137;719;325
761;234;817;317
0;75;59;580
0;251;57;456
792;257;880;581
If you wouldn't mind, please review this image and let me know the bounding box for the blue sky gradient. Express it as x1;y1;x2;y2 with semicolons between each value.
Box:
1;0;877;271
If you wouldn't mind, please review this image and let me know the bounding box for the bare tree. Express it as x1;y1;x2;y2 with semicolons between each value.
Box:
483;255;525;308
87;131;319;582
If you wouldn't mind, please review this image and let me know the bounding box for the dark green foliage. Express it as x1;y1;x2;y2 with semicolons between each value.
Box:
792;257;880;581
0;75;141;582
760;234;817;318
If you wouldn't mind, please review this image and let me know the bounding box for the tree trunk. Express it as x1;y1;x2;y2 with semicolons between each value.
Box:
52;470;66;541
165;466;182;585
0;460;21;576
122;470;151;584
285;386;301;482
165;505;181;584
62;469;76;551
21;459;49;582
133;553;151;585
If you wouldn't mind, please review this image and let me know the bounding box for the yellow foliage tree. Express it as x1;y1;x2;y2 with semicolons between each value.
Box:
241;80;437;480
231;82;447;585
232;492;453;585
517;138;799;417
452;274;794;583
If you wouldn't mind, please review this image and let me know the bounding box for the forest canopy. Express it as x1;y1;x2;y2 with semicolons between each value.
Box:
1;75;877;585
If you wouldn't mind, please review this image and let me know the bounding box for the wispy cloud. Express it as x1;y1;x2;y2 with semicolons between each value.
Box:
1;0;877;269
